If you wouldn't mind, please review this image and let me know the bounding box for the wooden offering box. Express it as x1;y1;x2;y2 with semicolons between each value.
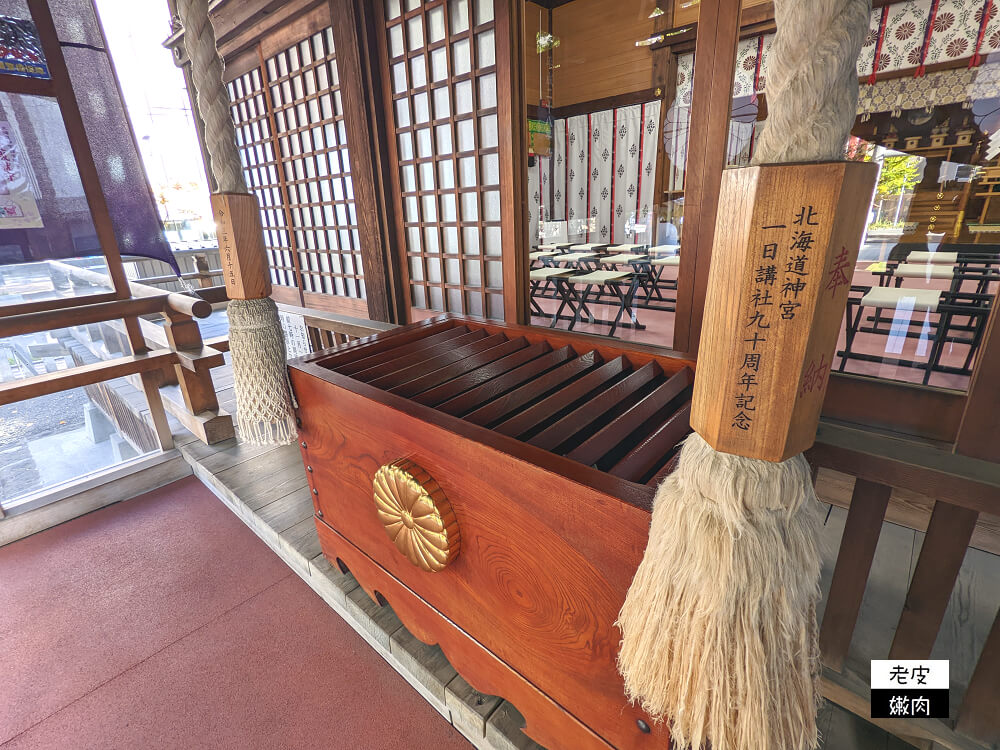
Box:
288;315;695;750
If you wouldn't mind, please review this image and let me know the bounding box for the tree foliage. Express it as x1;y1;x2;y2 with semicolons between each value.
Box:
876;155;921;196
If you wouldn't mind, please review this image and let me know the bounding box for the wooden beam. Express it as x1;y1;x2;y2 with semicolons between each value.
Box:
0;351;177;406
497;0;528;325
957;607;1000;744
328;0;405;323
819;478;892;671
137;318;225;372
211;0;325;62
810;421;1000;517
823;372;965;444
162;311;222;415
547;89;661;120
670;0;742;353
0;292;119;318
138;370;175;452
821;666;985;750
158;389;236;444
815;467;1000;556
889;500;979;660
955;300;1000;462
202;335;231;353
0;73;55;97
28;0;133;301
47;260;213;319
0;296;167;339
276;302;396;338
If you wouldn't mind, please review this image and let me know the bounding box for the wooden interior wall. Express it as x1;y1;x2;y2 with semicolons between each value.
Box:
671;0;771;29
550;0;656;108
523;1;548;108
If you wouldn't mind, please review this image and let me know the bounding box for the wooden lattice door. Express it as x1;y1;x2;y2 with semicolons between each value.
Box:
379;0;507;320
225;10;371;318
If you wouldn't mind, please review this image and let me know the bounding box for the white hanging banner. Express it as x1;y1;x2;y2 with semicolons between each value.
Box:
0;120;41;229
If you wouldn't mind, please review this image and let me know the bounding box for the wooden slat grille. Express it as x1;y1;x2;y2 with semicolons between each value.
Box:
317;320;694;484
265;29;365;299
227;67;297;289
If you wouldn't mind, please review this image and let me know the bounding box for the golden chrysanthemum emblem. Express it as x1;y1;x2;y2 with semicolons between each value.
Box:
373;459;460;572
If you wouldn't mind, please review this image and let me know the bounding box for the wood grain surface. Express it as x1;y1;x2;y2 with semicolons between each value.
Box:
691;162;878;461
211;192;272;300
291;368;664;750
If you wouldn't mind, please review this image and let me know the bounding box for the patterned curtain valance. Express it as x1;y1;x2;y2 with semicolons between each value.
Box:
857;61;1000;115
716;0;1000;102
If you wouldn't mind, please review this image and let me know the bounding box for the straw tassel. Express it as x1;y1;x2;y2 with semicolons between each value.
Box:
227;297;298;445
616;1;872;748
618;433;822;750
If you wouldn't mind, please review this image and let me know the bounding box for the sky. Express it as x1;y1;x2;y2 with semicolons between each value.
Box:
93;0;213;234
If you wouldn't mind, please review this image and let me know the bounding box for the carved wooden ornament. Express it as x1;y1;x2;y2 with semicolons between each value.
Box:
373;459;460;572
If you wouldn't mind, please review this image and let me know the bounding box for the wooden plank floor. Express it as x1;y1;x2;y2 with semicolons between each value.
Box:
148;365;1000;749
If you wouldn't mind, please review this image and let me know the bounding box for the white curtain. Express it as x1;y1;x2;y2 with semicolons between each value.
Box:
527;154;551;244
546;99;662;245
552;120;566;228
638;101;660;226
613;104;644;244
590;109;614;243
565;114;590;240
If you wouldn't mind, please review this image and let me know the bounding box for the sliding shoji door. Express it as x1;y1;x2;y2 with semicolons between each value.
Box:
225;10;370;318
382;0;506;320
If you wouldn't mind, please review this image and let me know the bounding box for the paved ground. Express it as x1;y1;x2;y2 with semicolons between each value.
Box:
0;389;92;503
0;385;131;505
0;476;470;750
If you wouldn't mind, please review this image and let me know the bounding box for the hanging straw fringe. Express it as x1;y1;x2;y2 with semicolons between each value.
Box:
177;0;299;446
228;298;298;445
617;1;869;748
617;433;821;750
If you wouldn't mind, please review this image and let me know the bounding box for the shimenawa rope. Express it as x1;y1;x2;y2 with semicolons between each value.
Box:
616;2;870;749
177;0;297;445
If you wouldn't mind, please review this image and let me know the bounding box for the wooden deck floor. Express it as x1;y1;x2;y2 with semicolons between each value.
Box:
159;362;1000;750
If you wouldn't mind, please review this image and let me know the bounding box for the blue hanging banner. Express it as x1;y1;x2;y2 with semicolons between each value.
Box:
0;16;50;80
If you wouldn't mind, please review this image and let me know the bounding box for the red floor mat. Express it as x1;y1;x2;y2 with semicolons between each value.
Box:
0;475;469;749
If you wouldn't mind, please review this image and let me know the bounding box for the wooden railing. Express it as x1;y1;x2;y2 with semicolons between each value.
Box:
275;302;397;353
808;423;1000;750
1;261;234;455
125;252;221;290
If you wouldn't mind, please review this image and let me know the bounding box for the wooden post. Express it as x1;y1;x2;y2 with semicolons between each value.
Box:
211;192;271;300
160;308;235;444
193;254;214;288
691;161;877;462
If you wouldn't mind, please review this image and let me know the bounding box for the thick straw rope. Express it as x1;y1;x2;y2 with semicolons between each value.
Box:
616;2;869;749
176;0;246;195
753;0;868;164
177;0;297;445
